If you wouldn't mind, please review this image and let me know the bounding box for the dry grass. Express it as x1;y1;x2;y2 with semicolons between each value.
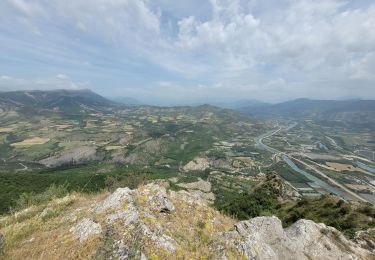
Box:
56;124;72;130
1;185;241;259
325;162;371;175
0;192;108;260
345;184;372;192
0;127;13;133
326;162;358;171
132;186;237;259
104;145;124;151
10;137;50;147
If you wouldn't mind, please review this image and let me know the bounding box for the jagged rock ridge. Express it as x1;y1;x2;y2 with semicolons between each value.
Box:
1;183;374;259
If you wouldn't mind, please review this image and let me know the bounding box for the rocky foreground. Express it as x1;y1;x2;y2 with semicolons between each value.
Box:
1;183;374;259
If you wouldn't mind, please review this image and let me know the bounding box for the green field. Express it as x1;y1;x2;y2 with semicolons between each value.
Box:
269;161;310;183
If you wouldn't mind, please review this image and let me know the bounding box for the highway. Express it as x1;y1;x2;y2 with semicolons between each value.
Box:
256;123;370;203
255;126;282;153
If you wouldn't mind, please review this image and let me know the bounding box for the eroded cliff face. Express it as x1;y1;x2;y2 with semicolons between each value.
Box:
1;183;374;259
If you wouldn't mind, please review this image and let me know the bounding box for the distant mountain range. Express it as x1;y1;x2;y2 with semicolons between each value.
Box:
1;90;374;129
237;98;375;129
209;99;269;109
0;89;116;113
108;96;142;106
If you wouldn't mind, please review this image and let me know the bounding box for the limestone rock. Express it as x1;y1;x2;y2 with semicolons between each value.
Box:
354;228;375;253
96;187;134;213
96;226;130;260
5;182;375;259
70;218;102;242
159;195;175;213
143;184;175;213
140;223;176;253
174;189;215;205
39;146;98;168
176;178;211;192
106;208;139;225
175;178;215;204
223;216;372;260
183;157;210;171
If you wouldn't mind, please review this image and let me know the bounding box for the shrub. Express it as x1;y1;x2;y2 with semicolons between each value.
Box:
338;206;350;215
214;190;277;220
359;204;375;217
197;220;206;229
15;183;69;209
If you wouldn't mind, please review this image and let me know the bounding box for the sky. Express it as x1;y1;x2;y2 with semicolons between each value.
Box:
0;0;375;104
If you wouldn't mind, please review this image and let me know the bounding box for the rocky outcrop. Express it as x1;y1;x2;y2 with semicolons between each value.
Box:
176;178;215;204
142;183;175;213
3;183;374;259
39;146;98;168
94;184;373;259
183;157;210;171
256;172;301;201
95;226;130;259
73;183;177;254
177;178;211;192
355;228;375;254
218;216;371;260
70;218;102;242
106;207;139;225
139;222;176;253
95;187;134;213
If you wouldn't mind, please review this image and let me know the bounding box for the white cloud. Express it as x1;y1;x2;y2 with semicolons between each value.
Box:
5;0;44;16
56;74;69;80
0;0;375;101
0;74;88;91
0;75;12;80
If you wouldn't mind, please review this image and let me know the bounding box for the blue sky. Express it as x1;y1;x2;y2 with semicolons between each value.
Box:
0;0;375;104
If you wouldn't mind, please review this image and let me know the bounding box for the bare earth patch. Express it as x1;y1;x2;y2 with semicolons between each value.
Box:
326;162;367;173
11;137;50;147
56;124;72;130
105;145;124;151
39;146;98;167
0;127;13;133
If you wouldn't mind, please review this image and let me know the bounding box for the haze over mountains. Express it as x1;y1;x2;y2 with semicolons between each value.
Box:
238;98;375;129
0;89;115;113
1;89;374;130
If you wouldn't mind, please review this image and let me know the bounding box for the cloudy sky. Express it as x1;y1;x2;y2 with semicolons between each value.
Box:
0;0;375;104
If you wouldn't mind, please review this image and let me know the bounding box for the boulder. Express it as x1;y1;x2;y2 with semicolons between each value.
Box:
158;195;175;213
70;218;102;242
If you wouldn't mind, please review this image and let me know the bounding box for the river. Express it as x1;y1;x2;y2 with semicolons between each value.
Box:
356;161;375;174
282;155;351;199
